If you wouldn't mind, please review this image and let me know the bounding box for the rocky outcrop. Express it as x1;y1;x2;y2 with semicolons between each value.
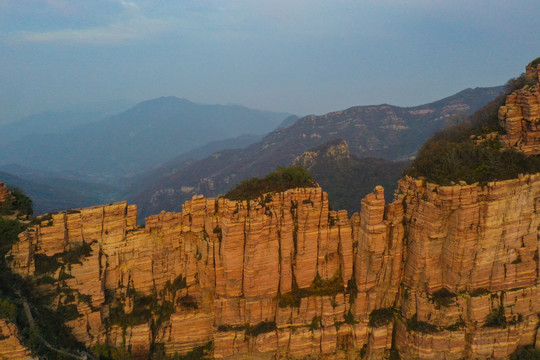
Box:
8;188;364;359
499;61;540;155
0;318;35;360
0;181;12;206
394;174;540;359
9;171;540;359
6;62;540;360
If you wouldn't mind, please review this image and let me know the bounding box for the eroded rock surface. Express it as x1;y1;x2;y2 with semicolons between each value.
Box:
8;172;540;359
499;61;540;155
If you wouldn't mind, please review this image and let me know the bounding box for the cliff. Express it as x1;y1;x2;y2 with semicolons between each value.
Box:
6;171;540;359
499;61;540;155
0;181;13;206
4;61;540;359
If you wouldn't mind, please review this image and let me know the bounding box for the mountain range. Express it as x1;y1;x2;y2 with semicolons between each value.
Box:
0;97;290;185
129;86;503;218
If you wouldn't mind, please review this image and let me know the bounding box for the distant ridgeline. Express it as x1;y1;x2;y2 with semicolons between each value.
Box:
405;57;540;185
2;59;540;360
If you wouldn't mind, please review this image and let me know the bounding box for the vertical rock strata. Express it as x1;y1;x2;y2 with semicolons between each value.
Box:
499;62;540;155
395;174;540;359
8;188;360;359
8;173;540;359
0;181;13;205
6;61;540;359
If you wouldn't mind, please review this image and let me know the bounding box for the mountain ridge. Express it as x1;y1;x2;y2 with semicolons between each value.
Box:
131;85;503;218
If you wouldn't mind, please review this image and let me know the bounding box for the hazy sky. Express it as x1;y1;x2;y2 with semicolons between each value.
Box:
1;0;539;124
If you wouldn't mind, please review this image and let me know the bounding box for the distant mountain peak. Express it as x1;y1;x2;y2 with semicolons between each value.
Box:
294;138;350;169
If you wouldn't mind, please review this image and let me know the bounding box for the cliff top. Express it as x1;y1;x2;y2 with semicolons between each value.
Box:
223;165;316;201
404;58;540;186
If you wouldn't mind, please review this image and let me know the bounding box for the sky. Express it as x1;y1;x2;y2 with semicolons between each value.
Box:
0;0;539;124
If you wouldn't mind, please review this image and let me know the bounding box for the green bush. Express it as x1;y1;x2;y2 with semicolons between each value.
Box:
224;166;315;201
445;319;466;331
62;241;93;265
246;321;277;337
179;295;198;309
0;298;16;320
9;187;33;216
309;316;322;330
405;71;540;185
368;308;395;328
484;305;507;328
307;271;344;296
344;309;358;324
430;288;456;308
406;313;439;333
33;253;61;275
0;218;24;258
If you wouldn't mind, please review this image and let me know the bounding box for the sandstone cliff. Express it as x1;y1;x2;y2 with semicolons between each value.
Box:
0;181;13;206
5;61;540;359
499;61;540;155
8;171;540;359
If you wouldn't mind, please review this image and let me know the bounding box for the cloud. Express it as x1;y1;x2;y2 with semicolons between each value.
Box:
16;16;173;44
8;0;175;44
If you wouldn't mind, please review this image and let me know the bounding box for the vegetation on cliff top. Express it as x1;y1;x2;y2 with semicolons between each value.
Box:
223;165;315;201
405;73;540;185
0;186;33;217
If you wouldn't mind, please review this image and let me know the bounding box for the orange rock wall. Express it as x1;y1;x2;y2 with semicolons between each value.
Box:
7;175;540;359
499;62;540;155
395;174;540;359
0;181;12;206
9;188;371;359
0;319;35;360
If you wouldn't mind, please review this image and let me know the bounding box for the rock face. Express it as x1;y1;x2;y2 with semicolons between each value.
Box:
8;189;360;359
499;61;540;155
0;319;35;360
8;172;540;359
5;62;540;360
0;181;12;206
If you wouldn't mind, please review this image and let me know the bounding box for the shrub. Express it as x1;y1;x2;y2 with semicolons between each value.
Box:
308;271;344;296
246;321;277;337
344;309;358;324
179;295;198;309
170;341;213;360
484;305;507;328
445;319;466;331
224;166;315;201
0;298;16;320
309;316;322;330
511;256;522;264
404;70;540;185
62;241;93;265
368;308;395;328
0;218;24;258
57;304;81;321
406;314;439;333
213;226;222;241
33;253;61;275
8;187;33;216
430;288;456;308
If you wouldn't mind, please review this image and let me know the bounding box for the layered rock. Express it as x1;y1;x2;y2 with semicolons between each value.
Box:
7;167;540;360
499;61;540;155
0;181;12;206
0;318;35;360
8;188;365;359
394;174;540;359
